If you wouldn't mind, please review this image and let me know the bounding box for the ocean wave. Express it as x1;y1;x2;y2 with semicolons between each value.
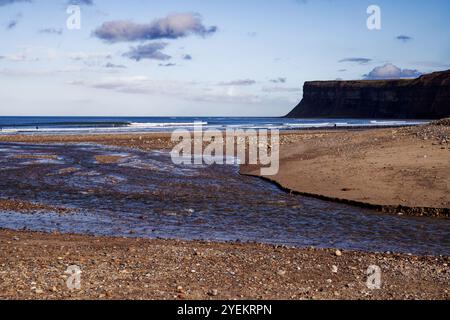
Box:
0;121;130;128
0;121;210;134
129;122;208;128
284;122;339;127
370;120;407;125
0;119;429;135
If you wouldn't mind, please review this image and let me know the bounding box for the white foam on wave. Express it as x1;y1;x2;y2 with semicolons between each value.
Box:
284;122;338;128
370;120;407;125
129;122;208;128
0;120;430;135
0;122;209;135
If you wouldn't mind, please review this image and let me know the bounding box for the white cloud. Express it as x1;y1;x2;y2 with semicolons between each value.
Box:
262;86;301;93
68;52;113;61
93;13;217;43
69;76;263;104
363;63;422;80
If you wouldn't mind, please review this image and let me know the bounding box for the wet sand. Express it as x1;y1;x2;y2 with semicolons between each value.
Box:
0;229;448;300
0;132;175;151
0;199;71;215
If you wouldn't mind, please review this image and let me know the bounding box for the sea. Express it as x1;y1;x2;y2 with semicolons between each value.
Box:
0;117;428;135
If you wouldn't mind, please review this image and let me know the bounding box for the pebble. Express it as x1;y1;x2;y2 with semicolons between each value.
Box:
335;250;342;257
277;270;286;276
332;265;338;273
209;289;219;296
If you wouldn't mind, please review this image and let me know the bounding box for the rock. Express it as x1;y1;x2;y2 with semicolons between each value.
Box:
286;70;450;119
335;250;342;257
332;265;338;273
208;289;219;296
277;270;286;276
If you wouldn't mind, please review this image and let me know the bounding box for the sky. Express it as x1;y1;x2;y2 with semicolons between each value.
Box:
0;0;449;117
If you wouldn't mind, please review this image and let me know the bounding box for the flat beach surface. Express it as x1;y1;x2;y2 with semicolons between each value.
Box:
0;123;449;300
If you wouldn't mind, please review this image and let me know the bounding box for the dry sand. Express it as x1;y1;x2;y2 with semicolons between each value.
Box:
242;124;450;217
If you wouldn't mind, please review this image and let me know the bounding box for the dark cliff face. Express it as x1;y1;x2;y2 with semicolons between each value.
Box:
286;69;450;119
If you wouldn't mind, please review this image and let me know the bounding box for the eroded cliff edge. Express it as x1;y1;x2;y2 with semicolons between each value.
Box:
286;69;450;119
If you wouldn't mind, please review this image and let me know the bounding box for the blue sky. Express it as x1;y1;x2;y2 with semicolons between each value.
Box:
0;0;449;116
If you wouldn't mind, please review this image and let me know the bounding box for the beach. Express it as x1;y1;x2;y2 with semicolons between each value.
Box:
1;0;449;304
0;229;448;300
0;122;449;300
